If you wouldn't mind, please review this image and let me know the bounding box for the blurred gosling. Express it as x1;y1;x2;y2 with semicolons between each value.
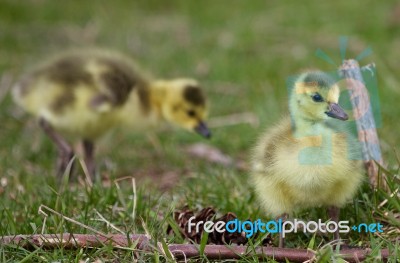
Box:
251;71;363;247
13;49;211;180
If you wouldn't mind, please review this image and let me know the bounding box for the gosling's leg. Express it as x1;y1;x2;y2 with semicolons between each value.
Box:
82;139;95;180
39;118;74;178
276;213;289;248
328;206;340;241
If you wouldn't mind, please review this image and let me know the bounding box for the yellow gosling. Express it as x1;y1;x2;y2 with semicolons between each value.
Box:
13;49;210;179
251;71;364;247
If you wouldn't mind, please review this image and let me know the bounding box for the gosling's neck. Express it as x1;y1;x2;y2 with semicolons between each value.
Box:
290;110;330;138
148;80;168;121
117;82;166;128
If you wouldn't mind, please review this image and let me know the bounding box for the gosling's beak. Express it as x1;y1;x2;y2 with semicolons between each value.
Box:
325;103;348;121
194;121;211;139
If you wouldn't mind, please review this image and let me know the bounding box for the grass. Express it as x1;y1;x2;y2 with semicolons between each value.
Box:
0;0;400;262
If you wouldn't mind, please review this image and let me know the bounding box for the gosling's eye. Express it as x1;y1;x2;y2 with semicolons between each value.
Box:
312;93;324;102
187;110;196;117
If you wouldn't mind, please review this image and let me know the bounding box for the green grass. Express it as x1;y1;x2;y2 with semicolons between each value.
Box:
1;0;400;262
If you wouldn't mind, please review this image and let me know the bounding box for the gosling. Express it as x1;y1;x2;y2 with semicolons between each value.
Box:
13;49;211;180
251;71;364;247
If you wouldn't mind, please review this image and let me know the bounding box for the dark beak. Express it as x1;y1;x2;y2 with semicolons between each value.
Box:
194;121;211;139
325;103;348;121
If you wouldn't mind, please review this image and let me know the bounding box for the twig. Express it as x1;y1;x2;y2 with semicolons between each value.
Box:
0;234;392;262
38;205;107;238
93;209;125;235
131;177;137;222
0;234;150;250
0;72;13;105
78;158;93;187
208;112;259;128
339;61;385;189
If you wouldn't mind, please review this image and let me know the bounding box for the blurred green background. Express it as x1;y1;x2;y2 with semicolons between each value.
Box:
0;1;400;259
1;1;399;171
1;0;400;197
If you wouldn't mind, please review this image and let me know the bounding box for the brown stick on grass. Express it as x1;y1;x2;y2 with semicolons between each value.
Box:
0;234;391;262
339;60;385;189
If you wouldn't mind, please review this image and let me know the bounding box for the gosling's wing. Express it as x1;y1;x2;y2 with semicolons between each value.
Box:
87;54;150;113
13;52;99;115
13;50;151;116
17;52;93;93
251;117;293;172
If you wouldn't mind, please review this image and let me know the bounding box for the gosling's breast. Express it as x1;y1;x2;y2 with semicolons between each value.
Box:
275;127;360;183
253;119;363;197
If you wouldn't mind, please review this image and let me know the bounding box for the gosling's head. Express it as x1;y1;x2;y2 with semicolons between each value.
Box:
152;78;211;138
290;71;348;122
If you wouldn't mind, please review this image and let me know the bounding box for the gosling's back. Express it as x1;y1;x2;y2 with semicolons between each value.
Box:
13;50;152;139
